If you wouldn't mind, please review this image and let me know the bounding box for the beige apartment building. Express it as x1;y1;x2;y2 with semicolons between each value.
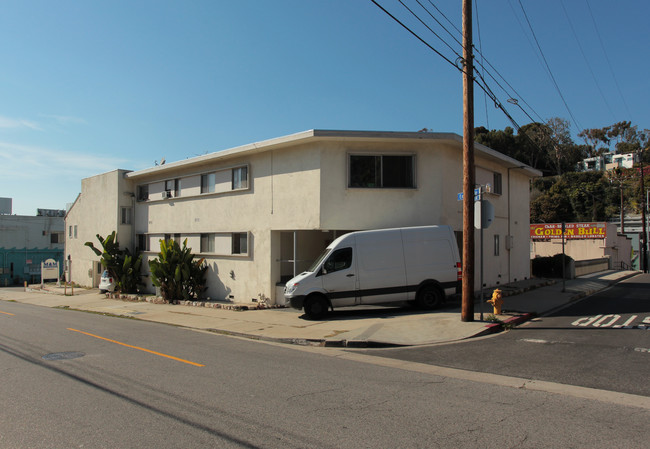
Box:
65;130;541;304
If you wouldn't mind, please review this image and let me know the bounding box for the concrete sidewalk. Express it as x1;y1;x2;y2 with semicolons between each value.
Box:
0;270;640;347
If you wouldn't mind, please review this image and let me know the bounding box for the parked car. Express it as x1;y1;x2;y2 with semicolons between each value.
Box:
99;270;116;293
284;225;462;319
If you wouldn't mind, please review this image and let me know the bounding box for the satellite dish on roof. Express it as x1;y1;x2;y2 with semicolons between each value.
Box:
160;157;165;165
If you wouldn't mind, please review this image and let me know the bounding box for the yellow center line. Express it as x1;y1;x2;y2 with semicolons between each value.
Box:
0;310;15;316
67;328;204;367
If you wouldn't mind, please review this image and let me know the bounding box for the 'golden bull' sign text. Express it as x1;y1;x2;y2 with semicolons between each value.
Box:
530;222;607;240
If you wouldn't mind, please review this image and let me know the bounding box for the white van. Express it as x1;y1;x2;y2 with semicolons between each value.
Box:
284;226;462;319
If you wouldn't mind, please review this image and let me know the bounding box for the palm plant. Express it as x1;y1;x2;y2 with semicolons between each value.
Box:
149;238;207;301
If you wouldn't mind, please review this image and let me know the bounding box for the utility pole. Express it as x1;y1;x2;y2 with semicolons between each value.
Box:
641;160;648;273
461;0;475;322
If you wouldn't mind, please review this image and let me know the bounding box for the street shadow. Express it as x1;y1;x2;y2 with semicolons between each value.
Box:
298;301;460;321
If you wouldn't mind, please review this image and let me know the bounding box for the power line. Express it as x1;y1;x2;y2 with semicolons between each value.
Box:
559;0;616;121
369;0;555;158
474;0;489;129
584;0;633;121
516;0;582;132
369;0;459;69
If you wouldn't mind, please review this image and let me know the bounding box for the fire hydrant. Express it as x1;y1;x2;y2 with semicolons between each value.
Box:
487;289;503;315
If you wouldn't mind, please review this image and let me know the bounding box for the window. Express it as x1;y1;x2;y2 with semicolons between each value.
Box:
232;166;248;190
494;234;500;256
68;226;73;238
349;155;415;188
165;179;180;197
137;234;150;252
323;247;353;273
73;225;78;239
137;184;149;201
50;233;59;244
493;172;503;195
201;173;215;193
201;233;215;253
232;232;248;255
121;207;132;225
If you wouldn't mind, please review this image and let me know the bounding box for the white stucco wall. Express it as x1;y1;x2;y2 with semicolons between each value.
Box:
65;169;133;288
68;131;539;302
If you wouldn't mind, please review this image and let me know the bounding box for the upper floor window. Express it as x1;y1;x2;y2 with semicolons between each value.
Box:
493;172;502;195
165;179;180;198
232;166;248;190
349;154;415;188
137;184;149;201
201;173;216;194
121;207;132;225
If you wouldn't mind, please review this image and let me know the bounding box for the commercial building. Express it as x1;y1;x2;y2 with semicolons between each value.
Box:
65;130;541;303
530;222;633;275
0;202;65;286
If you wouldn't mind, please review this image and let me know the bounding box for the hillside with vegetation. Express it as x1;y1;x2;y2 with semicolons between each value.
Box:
475;119;649;223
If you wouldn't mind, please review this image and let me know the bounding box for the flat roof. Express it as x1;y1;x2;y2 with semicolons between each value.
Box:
125;129;542;179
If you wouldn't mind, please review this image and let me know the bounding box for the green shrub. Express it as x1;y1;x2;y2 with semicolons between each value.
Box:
149;238;207;302
531;253;573;278
85;231;143;293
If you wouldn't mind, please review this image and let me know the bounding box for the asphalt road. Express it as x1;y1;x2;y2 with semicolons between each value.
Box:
1;293;648;448
359;274;650;397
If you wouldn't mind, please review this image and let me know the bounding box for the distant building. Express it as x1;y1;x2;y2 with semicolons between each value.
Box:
0;202;66;286
577;153;637;172
530;222;632;275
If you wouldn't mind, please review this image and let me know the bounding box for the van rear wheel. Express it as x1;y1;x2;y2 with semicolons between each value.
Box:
304;295;329;320
417;285;443;310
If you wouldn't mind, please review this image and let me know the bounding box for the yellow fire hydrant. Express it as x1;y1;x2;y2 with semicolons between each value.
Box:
487;289;503;315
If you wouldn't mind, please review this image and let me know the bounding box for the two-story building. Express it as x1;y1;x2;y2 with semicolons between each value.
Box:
65;130;541;304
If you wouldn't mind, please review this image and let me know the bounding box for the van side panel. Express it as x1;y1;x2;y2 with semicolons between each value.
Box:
402;227;458;297
354;229;408;304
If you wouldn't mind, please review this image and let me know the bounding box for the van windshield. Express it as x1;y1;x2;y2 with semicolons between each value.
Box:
307;248;331;272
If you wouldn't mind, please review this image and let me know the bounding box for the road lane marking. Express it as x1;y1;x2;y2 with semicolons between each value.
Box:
0;310;15;316
67;328;204;367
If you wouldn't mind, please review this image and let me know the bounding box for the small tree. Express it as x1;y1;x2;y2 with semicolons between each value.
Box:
149;238;207;302
85;231;143;293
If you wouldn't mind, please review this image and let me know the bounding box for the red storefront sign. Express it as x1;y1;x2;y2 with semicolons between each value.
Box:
530;222;607;240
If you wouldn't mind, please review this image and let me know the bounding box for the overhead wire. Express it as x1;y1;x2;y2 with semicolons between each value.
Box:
369;0;559;161
516;0;582;131
584;0;633;121
559;0;616;121
474;0;490;129
416;0;547;125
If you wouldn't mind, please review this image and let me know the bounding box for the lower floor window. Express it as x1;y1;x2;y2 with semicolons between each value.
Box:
232;232;248;255
201;233;215;253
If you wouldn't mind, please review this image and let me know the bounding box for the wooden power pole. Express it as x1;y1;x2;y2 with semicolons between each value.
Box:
461;0;475;321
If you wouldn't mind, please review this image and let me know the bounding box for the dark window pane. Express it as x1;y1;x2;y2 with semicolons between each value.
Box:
382;155;414;188
350;155;380;188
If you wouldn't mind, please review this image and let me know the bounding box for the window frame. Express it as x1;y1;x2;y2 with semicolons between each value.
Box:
348;153;416;189
137;184;149;201
201;173;216;194
493;172;503;195
200;233;215;253
232;166;249;190
120;207;132;225
232;232;248;255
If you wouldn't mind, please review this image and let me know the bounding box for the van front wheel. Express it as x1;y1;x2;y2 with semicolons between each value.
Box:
417;285;443;310
304;295;329;320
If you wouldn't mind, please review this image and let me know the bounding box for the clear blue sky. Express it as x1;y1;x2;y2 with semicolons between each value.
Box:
1;0;648;215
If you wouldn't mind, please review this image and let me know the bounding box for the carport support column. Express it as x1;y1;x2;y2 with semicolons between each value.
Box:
293;231;297;278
